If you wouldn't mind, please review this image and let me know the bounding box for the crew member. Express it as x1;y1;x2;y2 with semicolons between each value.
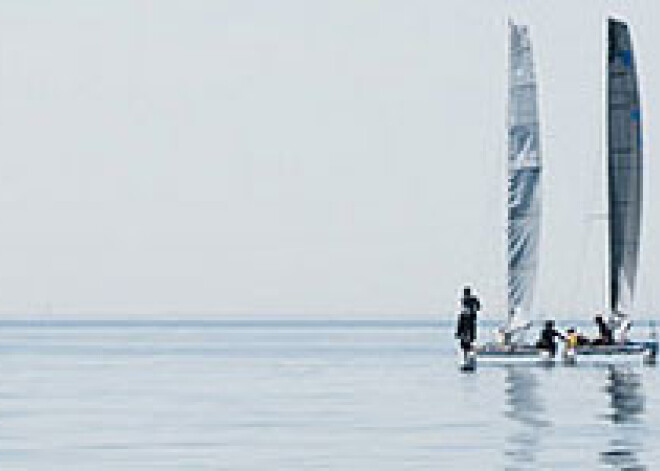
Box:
536;320;564;357
592;315;614;345
455;286;481;360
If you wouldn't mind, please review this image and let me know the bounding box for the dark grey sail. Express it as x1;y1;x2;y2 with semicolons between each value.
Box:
608;18;642;313
508;21;541;321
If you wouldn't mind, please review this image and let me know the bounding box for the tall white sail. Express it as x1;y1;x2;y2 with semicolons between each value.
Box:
607;18;642;314
508;22;541;320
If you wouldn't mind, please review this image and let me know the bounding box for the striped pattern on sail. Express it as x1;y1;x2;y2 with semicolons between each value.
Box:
608;18;642;313
508;21;541;318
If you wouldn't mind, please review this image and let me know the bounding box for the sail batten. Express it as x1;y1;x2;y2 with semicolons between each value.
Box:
508;21;541;319
607;18;642;313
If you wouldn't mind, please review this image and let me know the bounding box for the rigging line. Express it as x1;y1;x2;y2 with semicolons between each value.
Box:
571;111;608;317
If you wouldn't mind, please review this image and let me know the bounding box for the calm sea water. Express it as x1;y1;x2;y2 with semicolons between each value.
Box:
0;319;659;470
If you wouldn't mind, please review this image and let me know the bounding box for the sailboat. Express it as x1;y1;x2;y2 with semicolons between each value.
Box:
470;20;547;365
568;18;657;364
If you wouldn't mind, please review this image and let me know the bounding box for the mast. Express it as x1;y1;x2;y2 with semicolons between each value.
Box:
507;21;542;320
607;18;642;314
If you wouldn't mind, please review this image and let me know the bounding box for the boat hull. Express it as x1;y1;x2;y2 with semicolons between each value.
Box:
461;340;658;368
472;343;555;366
566;340;658;365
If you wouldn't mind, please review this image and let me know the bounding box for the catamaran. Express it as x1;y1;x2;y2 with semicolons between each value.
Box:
566;18;657;365
463;18;657;369
467;20;547;367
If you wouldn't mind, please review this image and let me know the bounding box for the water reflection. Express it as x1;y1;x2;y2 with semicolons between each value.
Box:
600;366;646;470
503;367;550;470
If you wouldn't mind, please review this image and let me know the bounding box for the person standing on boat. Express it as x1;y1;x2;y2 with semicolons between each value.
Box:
535;320;564;357
455;286;481;359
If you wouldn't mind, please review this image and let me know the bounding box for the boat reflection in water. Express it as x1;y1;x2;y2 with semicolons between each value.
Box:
600;366;646;470
503;366;550;469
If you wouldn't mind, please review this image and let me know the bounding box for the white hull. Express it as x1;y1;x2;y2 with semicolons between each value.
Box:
460;340;658;369
470;343;555;366
565;341;657;366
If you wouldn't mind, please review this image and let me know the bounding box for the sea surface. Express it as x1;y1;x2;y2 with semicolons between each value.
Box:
1;318;659;470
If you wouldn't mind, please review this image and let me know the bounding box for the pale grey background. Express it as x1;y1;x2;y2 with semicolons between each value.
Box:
0;1;658;318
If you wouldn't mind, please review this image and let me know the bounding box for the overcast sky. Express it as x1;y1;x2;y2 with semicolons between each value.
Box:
0;1;658;318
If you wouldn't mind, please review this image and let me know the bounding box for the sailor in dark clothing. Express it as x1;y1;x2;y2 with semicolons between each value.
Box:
592;315;614;345
461;286;481;318
455;286;481;360
456;309;475;353
535;320;564;357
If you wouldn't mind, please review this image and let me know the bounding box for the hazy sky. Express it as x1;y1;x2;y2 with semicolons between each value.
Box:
0;1;658;318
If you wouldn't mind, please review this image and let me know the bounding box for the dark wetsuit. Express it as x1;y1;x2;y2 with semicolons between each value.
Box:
593;322;614;345
536;326;563;357
455;294;480;352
